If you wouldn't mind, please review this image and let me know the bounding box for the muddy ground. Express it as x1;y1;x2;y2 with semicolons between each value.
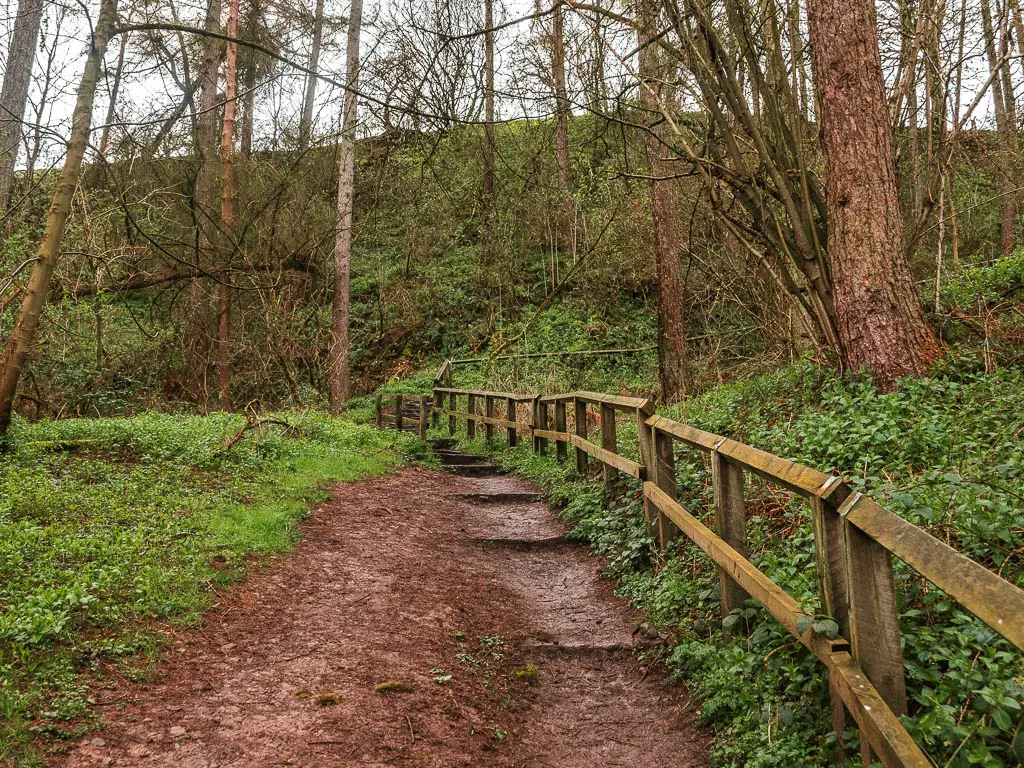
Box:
61;461;707;767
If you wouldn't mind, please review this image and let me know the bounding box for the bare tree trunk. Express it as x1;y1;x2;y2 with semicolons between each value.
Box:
638;0;689;403
187;0;223;404
550;2;573;257
329;0;363;412
239;64;256;159
0;0;118;435
806;0;941;388
299;0;325;150
981;0;1016;253
217;0;239;410
482;0;495;201
0;0;44;210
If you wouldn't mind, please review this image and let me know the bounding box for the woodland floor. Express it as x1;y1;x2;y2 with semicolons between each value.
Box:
57;456;707;767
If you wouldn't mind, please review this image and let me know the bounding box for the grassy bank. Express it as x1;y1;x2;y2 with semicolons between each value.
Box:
437;357;1024;767
0;411;423;766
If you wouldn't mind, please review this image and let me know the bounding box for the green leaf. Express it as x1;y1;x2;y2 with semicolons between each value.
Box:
795;615;814;635
813;618;840;639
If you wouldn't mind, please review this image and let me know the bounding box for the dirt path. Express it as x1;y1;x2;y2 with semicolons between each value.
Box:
62;455;707;767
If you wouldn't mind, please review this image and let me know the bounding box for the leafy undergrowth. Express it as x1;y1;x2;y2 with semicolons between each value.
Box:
0;411;422;766
440;356;1024;767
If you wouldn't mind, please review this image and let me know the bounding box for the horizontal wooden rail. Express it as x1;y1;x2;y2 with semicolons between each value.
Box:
570;433;646;478
644;483;930;767
842;493;1024;649
400;366;1024;767
433;386;535;401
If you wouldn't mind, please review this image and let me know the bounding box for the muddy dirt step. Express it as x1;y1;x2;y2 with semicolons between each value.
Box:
452;491;546;503
428;438;457;450
469;535;568;550
445;463;500;476
434;451;494;465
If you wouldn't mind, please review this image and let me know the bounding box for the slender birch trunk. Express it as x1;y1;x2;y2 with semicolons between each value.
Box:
0;0;118;435
299;0;326;151
216;0;239;410
328;0;363;411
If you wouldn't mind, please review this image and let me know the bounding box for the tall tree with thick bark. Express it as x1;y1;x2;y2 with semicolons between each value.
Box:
637;0;689;403
329;0;363;411
0;0;118;435
0;0;44;210
806;0;942;387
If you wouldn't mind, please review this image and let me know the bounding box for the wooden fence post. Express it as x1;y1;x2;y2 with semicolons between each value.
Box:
653;429;679;547
506;397;517;447
394;395;404;432
431;386;440;428
448;392;456;435
841;495;908;721
600;402;617;493
375;394;383;428
638;405;678;547
535;400;549;454
418;395;429;440
811;487;854;759
711;447;749;620
485;395;495;441
554;400;567;462
574;397;588;475
467;394;476;439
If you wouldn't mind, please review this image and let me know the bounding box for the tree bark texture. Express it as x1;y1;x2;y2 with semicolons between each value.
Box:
806;0;942;388
638;0;689;403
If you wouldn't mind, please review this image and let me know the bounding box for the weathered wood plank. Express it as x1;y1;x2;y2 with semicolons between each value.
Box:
645;416;837;499
712;451;750;618
506;397;518;447
435;409;530;432
574;398;588;474
448;392;456;435
576;390;652;410
828;652;931;768
600;403;617;491
434;387;535;401
418;395;429;439
534;400;548;454
569;433;645;478
843;494;1024;651
841;495;908;717
484;395;495;441
533;428;571;442
554;400;568;463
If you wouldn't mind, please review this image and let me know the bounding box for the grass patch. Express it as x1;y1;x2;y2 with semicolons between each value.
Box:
0;410;423;766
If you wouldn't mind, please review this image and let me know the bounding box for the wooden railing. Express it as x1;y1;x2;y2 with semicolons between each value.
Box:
372;366;1024;768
